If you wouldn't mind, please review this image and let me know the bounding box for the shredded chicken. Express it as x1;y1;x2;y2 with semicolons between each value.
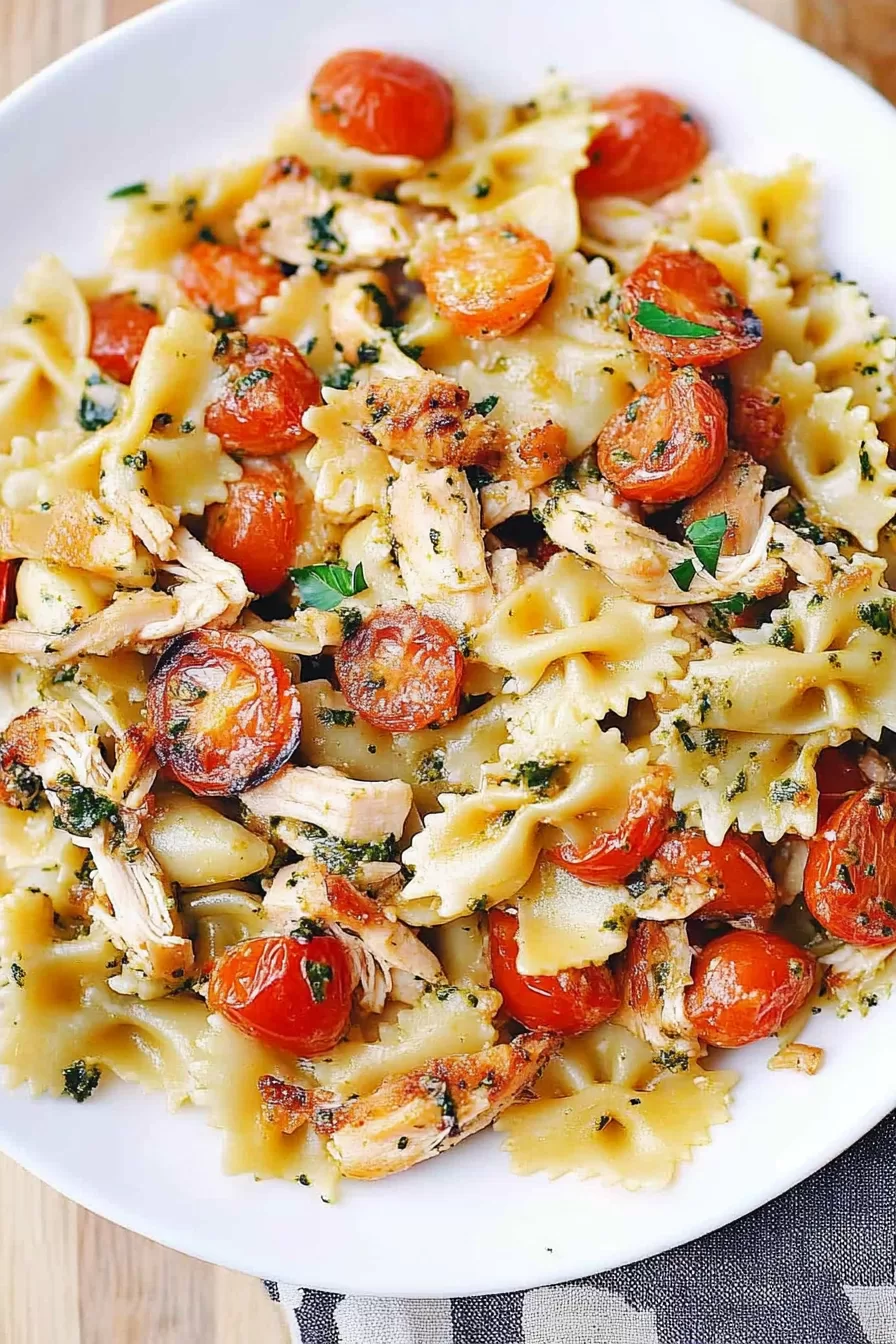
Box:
859;744;896;786
241;764;413;843
680;450;766;557
0;490;153;584
106;724;157;809
241;608;344;656
480;479;531;530
770;523;833;587
615;920;702;1059
767;1042;824;1075
99;441;178;561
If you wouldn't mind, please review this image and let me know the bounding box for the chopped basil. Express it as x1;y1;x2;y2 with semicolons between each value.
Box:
304;960;333;1003
511;760;560;792
858;600;894;637
356;341;380;365
10;963;25;987
684;512;728;577
108;182;147;199
78;375;118;432
290;561;367;610
233;367;274;397
317;707;356;727
472;395;499;417
52;779;121;837
634;300;719;338
359;282;397;329
306;205;345;255
669;559;697;592
291;916;327;941
62;1059;101;1102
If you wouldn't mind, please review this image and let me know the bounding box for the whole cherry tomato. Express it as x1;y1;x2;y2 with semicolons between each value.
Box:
684;929;814;1048
205;334;321;455
488;907;620;1035
597;366;727;504
147;628;302;796
88;292;160;384
647;830;778;923
814;745;865;826
577;88;708;202
419;224;554;340
309;49;453;159
205;457;298;596
730;385;786;463
547;769;672;883
178;241;283;327
208;931;353;1055
804;786;896;945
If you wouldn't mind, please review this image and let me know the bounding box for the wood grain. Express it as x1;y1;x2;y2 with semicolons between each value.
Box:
0;0;892;1339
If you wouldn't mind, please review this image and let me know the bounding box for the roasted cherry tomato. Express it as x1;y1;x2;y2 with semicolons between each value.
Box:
622;247;763;367
804;786;896;945
815;745;865;825
334;603;463;733
577;88;708;202
205;334;321;455
178;241;283;327
208;932;353;1055
647;830;777;923
0;561;17;624
309;49;453;159
730;385;786;463
684;929;814;1048
205;457;298;596
488;907;620;1035
547;769;672;883
88;292;160;384
419;224;554;340
147;628;302;796
597;366;727;504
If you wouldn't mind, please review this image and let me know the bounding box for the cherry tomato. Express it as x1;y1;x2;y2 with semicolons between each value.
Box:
0;561;17;624
178;241;282;327
205;457;298;596
147;628;302;796
547;769;672;883
730;385;785;463
597;366;727;504
261;155;308;187
205;335;321;455
815;745;865;825
88;293;160;384
804;787;896;946
622;247;763;367
488;907;620;1035
577;88;709;202
647;830;777;923
684;929;814;1048
309;49;453;159
334;603;463;733
207;932;353;1055
419;225;554;340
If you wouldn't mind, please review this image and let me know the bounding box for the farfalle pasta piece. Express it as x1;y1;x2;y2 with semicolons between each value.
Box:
246;268;337;377
303;392;392;525
0;429;99;509
515;857;631;975
0;255;91;407
794;272;896;422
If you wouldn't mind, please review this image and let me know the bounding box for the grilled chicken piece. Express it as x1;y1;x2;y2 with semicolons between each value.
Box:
615;919;701;1060
770;523;833;587
260;1032;560;1178
106;724;157;809
241;608;344;656
0;490;153;584
241;765;413;844
680;450;766;557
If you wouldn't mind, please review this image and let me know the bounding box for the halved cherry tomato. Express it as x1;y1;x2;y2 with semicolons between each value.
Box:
261;155;308;187
684;929;814;1048
0;561;17;624
208;931;352;1055
488;907;620;1035
334;603;463;733
815;744;865;825
309;49;453;159
205;457;298;596
577;88;709;203
730;385;785;463
622;247;763;367
804;786;896;945
597;366;727;504
547;768;672;883
178;241;282;327
419;225;554;340
647;830;777;923
205;335;321;455
147;628;302;796
88;293;160;384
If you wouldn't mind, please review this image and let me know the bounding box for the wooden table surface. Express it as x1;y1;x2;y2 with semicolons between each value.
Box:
1;1;893;1339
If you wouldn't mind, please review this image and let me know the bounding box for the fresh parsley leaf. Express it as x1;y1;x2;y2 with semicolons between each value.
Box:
290;562;368;610
684;512;728;577
634;300;719;339
108;182;147;199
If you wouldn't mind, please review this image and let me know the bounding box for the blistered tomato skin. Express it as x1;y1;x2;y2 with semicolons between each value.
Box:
0;562;17;624
648;830;778;923
205;335;321;455
88;293;160;384
488;908;620;1035
622;247;763;367
334;603;463;733
205;457;298;596
730;385;786;463
309;49;453;159
597;366;728;504
814;745;865;826
178;242;282;326
207;933;353;1056
419;225;554;340
684;930;814;1048
146;628;302;796
547;769;672;883
577;88;709;202
804;787;896;946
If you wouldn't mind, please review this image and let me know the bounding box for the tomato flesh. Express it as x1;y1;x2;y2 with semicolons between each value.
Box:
597;366;727;504
0;561;17;624
547;769;672;883
205;334;321;455
335;603;463;733
815;745;865;825
208;933;352;1056
205;457;298;596
804;786;896;945
685;929;814;1048
622;247;763;367
309;49;453;159
577;88;709;202
647;830;777;923
420;225;554;340
88;293;160;384
178;241;282;327
147;628;302;796
488;907;620;1035
730;385;786;463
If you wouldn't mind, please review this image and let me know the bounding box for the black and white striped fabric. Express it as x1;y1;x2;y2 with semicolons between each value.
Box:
265;1110;896;1343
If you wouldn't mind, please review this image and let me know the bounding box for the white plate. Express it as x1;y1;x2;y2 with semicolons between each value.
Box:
2;0;896;1298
